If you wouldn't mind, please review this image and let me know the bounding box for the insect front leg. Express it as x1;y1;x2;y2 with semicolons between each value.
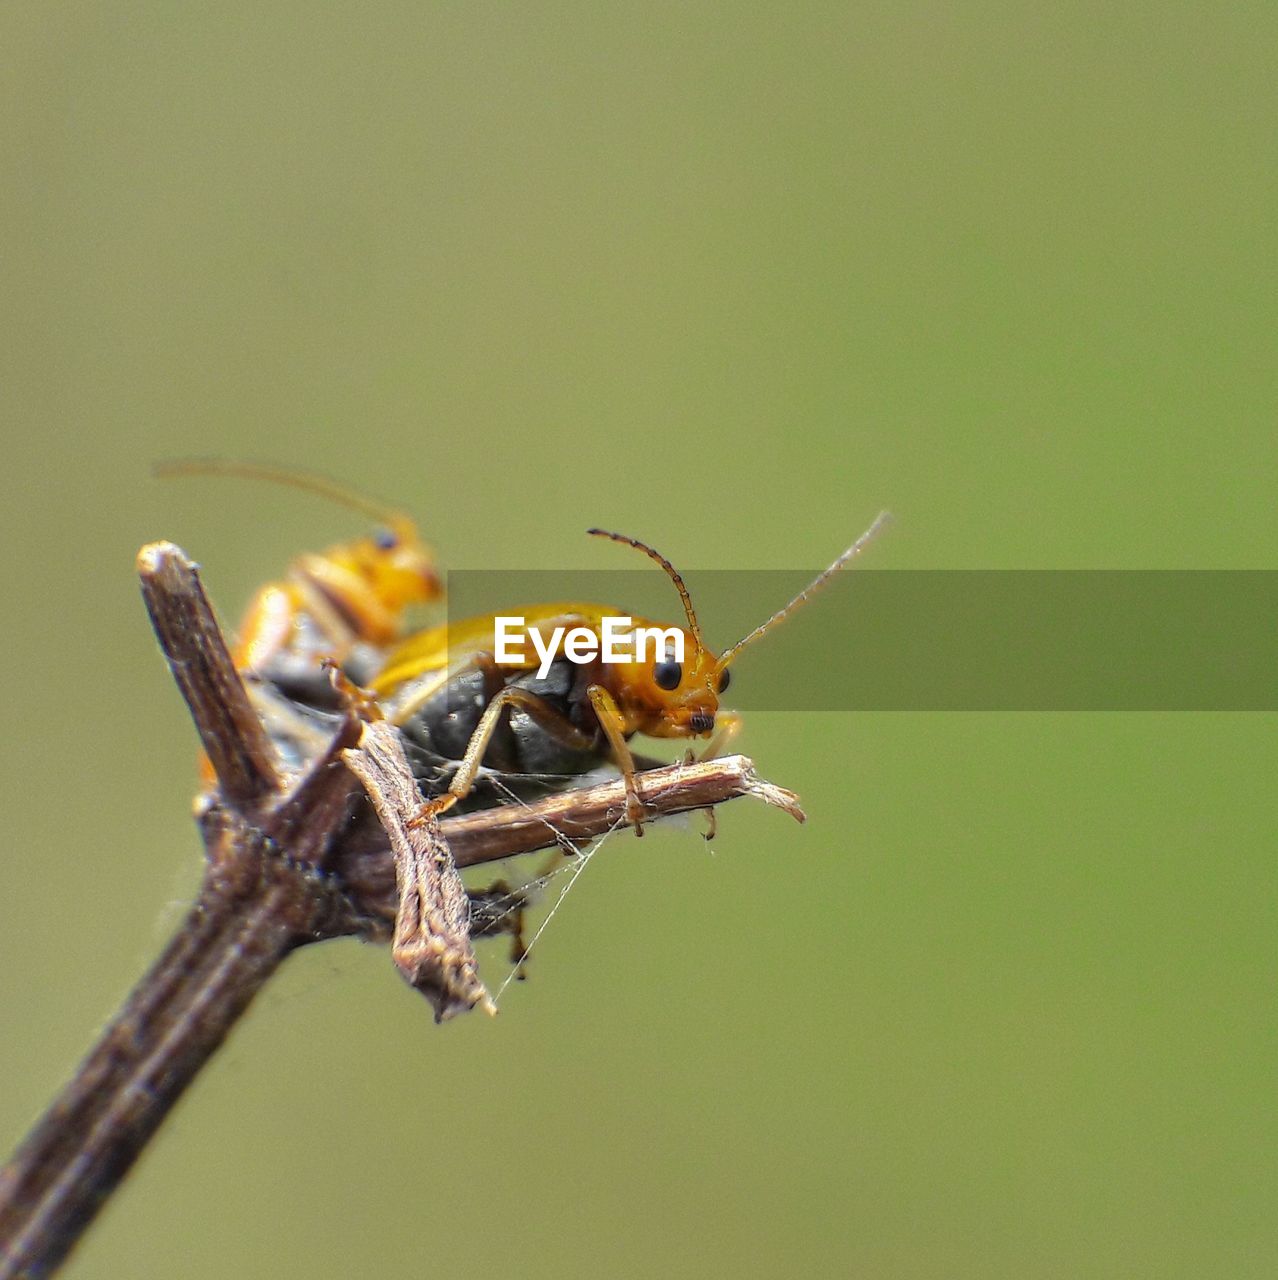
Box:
586;685;647;836
410;682;598;823
467;879;531;978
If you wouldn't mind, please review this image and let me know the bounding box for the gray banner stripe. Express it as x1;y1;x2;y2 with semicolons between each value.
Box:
439;570;1278;711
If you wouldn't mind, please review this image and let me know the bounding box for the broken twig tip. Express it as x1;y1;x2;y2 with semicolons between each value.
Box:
136;540;202;578
743;770;807;824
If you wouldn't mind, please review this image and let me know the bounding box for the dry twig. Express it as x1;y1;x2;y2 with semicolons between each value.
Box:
344;722;493;1019
0;542;803;1279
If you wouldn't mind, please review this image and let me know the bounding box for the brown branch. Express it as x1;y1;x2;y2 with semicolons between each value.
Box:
336;755;805;928
0;546;368;1280
0;839;316;1277
136;542;282;809
0;542;803;1280
448;754;803;863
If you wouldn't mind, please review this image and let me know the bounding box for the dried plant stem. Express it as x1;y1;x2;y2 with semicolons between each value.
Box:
446;755;803;863
0;546;364;1280
0;837;312;1278
344;722;492;1019
0;543;802;1280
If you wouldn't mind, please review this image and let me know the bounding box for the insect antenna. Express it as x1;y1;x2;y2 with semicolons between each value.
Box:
154;458;409;531
714;509;892;672
587;528;704;658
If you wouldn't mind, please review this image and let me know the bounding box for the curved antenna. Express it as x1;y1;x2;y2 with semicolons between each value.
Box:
715;510;892;672
154;458;407;529
587;528;704;657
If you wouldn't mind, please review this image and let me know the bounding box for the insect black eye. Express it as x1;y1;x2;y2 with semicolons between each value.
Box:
717;668;730;693
653;659;682;691
373;527;398;551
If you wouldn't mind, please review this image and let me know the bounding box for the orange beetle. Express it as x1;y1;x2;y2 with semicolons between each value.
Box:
369;513;891;832
157;460;444;778
157;459;442;678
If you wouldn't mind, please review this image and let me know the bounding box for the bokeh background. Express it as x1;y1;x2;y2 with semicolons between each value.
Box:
2;4;1274;1277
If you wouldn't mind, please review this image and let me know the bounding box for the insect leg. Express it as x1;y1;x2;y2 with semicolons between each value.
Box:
693;712;742;839
586;684;647;836
411;686;598;822
467;879;531;977
233;583;298;674
384;663;466;727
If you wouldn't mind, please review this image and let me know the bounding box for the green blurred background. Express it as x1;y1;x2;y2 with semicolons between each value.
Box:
2;4;1274;1277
